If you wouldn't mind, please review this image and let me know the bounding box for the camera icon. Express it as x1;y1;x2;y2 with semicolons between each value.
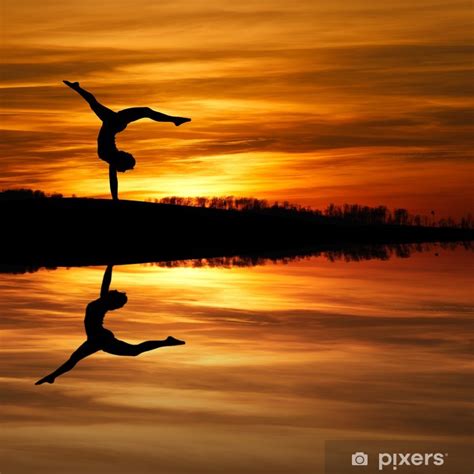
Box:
351;452;369;466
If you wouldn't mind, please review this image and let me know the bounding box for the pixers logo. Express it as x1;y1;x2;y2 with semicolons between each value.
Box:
378;452;446;471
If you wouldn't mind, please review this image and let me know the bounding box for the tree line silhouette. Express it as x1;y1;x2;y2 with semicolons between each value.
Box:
0;188;64;200
153;196;473;229
1;188;472;229
3;241;471;274
146;241;472;268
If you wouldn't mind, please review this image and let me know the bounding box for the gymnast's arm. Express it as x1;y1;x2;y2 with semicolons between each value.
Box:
100;264;114;298
109;165;119;201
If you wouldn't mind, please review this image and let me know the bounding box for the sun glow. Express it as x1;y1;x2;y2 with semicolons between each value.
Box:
1;0;472;217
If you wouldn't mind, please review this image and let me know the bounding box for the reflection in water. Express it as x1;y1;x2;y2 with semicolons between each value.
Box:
1;240;472;274
35;265;185;385
153;241;472;269
0;249;472;474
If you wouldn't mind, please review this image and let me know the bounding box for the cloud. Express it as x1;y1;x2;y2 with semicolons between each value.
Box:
1;3;473;215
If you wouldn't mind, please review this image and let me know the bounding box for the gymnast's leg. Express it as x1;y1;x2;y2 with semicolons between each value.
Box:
102;336;185;357
63;80;116;122
118;107;191;127
35;341;99;385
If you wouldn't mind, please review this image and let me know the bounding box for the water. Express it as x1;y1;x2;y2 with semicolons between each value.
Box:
0;248;472;473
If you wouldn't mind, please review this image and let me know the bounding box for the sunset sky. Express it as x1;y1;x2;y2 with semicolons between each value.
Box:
1;0;473;217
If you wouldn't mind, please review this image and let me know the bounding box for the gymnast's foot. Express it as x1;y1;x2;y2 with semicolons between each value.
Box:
173;117;191;127
63;80;79;89
35;375;55;385
165;336;185;346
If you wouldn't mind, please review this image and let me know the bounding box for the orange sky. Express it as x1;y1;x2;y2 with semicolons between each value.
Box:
1;0;473;217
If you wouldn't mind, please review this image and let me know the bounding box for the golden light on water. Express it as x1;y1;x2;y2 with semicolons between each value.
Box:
1;250;473;472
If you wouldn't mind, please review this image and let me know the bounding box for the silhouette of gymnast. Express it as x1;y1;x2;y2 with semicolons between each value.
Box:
63;80;191;200
35;265;185;385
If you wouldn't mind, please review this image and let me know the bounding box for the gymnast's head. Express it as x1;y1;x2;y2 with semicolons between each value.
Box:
104;290;128;310
114;151;135;172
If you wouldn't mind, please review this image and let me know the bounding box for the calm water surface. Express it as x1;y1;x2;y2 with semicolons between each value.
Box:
0;248;472;473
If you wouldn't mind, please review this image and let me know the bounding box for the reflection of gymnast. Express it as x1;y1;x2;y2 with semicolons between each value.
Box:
35;265;185;385
63;80;191;200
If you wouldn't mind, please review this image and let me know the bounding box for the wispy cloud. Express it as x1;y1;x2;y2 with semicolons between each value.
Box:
1;1;472;216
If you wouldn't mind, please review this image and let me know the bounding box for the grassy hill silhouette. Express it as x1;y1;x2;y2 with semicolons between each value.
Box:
1;190;471;269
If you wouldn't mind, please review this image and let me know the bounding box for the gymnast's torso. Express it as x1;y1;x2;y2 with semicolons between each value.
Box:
97;114;128;161
84;299;115;341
